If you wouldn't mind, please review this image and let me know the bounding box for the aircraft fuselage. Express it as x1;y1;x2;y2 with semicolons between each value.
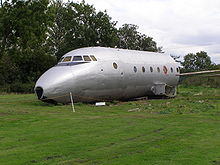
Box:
35;47;180;103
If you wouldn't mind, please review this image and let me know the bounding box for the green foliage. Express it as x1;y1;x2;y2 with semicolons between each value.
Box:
0;54;20;85
213;64;220;70
180;76;220;88
0;0;50;52
48;0;119;59
117;24;162;52
181;51;214;72
0;0;162;93
1;86;220;164
0;82;35;93
0;0;56;88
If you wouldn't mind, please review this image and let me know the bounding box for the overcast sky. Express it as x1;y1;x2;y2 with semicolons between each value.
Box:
82;0;220;64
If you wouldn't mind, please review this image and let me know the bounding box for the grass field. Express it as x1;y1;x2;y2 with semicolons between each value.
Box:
1;86;220;165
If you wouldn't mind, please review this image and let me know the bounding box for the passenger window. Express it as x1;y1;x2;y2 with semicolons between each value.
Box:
73;56;83;61
134;66;137;73
163;66;168;74
90;55;97;61
83;55;91;61
171;67;174;73
157;67;160;73
176;67;179;72
150;67;153;72
63;56;72;62
113;62;118;69
142;67;145;73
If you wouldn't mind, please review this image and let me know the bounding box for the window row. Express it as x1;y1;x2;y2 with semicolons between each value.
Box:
137;66;180;73
60;55;97;62
112;62;180;73
137;66;179;73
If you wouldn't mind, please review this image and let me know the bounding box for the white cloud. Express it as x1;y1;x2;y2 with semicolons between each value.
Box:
83;0;220;63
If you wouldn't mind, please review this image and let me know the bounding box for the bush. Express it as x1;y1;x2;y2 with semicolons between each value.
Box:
0;82;35;93
180;76;220;88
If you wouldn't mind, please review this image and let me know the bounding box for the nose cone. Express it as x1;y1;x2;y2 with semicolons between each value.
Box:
35;66;74;103
35;86;44;99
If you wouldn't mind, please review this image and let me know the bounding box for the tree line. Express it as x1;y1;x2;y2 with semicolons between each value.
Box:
0;0;162;92
173;51;218;73
0;0;217;92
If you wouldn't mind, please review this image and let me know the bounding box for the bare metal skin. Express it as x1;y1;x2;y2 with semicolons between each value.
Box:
35;47;180;103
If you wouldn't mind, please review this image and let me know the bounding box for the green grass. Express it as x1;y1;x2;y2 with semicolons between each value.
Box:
1;86;220;165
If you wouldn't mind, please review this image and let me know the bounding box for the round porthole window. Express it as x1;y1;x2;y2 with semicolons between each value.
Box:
176;67;179;73
134;66;137;73
171;67;174;73
150;67;153;72
142;67;145;73
157;67;160;73
113;62;118;69
163;66;168;74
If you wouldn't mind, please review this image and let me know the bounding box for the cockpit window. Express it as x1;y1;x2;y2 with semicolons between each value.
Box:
90;55;97;61
62;56;72;62
83;55;91;61
73;56;83;61
58;57;64;63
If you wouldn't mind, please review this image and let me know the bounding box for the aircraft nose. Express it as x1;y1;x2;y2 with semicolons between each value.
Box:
35;66;74;103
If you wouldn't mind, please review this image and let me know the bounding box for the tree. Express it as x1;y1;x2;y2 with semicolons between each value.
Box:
117;24;140;50
117;24;161;52
0;0;164;93
0;0;56;84
0;54;19;85
47;0;66;59
213;64;220;70
48;1;118;59
48;3;162;60
181;51;214;72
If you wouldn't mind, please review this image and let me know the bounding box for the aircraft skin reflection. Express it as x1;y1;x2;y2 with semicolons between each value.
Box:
35;47;180;104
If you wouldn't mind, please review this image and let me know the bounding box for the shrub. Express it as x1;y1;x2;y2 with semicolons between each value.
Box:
0;82;35;93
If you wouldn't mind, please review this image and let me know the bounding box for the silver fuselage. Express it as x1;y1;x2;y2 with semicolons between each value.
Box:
35;47;180;103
